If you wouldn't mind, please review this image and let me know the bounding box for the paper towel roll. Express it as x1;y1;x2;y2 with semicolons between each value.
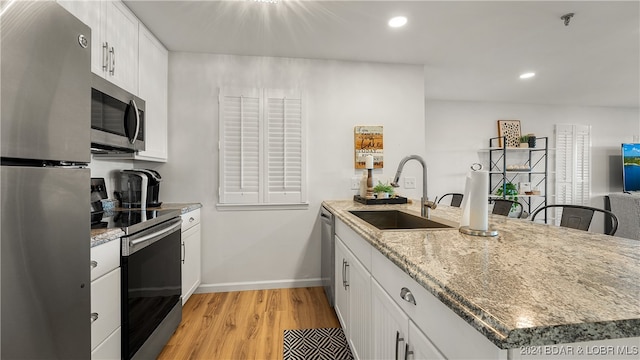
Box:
460;174;472;227
469;171;488;231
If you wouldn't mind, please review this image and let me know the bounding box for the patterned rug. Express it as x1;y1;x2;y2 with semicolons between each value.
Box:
283;328;354;360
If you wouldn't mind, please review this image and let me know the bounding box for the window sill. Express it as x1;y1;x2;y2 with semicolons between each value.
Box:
216;203;310;211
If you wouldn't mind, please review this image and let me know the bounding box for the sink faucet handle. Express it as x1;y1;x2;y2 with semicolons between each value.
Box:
424;200;437;210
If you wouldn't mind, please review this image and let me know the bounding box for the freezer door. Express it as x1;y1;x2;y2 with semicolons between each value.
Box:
1;1;91;163
1;167;91;359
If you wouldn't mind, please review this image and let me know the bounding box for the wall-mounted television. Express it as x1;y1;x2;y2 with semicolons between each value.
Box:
622;143;640;192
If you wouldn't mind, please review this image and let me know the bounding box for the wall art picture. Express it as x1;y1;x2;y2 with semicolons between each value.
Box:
354;126;383;169
497;120;522;148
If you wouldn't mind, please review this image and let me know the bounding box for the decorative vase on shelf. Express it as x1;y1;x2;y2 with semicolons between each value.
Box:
528;135;537;148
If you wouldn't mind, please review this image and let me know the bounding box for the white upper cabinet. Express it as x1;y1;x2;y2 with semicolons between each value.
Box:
136;24;168;162
58;0;139;94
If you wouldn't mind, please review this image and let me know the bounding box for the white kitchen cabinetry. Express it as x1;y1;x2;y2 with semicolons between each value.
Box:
57;0;138;94
90;239;121;360
372;279;409;359
372;279;444;360
134;24;169;162
181;208;201;305
334;221;372;360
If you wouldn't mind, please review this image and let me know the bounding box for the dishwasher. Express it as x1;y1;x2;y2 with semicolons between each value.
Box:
320;205;335;307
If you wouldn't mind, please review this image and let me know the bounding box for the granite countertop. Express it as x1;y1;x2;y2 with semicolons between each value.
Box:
322;200;640;349
90;202;202;247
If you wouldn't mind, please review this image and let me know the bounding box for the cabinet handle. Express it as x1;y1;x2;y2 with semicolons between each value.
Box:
90;312;99;323
181;242;186;264
400;287;416;305
405;343;413;360
102;42;109;71
90;260;98;269
109;46;115;75
395;331;405;360
189;217;195;223
341;259;345;289
344;260;349;290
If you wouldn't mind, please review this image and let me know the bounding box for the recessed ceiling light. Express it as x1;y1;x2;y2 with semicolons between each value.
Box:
388;16;407;28
519;72;536;79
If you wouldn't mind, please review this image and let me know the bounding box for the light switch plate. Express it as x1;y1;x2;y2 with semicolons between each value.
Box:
351;177;361;190
404;177;416;189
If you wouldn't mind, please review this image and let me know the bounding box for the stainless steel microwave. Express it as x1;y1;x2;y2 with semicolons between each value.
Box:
90;75;145;153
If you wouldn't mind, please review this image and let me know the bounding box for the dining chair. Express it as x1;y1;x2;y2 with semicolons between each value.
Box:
491;199;524;218
436;193;464;207
530;204;619;236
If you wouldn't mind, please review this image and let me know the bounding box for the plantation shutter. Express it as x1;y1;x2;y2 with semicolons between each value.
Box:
555;124;591;224
265;90;305;203
219;88;262;204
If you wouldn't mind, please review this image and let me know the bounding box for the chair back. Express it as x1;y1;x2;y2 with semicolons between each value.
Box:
437;193;463;207
492;199;523;218
530;204;618;236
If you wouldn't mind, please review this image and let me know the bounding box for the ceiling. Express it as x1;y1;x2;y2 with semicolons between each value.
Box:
124;0;640;108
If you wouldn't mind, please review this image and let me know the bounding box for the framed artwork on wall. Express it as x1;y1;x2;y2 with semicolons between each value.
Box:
497;120;521;148
354;126;383;169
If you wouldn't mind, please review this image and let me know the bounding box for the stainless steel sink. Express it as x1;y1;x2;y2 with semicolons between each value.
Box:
349;210;455;230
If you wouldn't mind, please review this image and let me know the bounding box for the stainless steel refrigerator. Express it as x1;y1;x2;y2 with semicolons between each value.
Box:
1;1;92;358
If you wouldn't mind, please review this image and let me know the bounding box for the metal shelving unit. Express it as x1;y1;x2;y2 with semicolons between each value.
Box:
489;136;548;220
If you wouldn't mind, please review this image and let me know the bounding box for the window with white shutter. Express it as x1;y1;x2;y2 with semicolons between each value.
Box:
555;124;591;224
218;88;307;208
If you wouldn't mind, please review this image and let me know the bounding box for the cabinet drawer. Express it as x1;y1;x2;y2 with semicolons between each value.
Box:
91;268;121;350
91;327;121;360
336;219;371;272
371;249;501;359
91;239;120;281
181;208;201;232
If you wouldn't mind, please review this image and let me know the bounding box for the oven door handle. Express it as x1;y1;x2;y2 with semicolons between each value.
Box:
124;217;182;255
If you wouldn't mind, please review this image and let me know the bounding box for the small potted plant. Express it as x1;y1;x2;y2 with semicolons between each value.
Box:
495;182;519;204
527;133;536;148
519;135;529;148
373;181;394;199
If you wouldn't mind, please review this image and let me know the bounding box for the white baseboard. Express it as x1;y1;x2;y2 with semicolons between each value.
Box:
195;278;323;294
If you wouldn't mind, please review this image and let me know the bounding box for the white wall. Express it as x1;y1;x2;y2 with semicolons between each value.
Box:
425;99;640;229
147;53;426;291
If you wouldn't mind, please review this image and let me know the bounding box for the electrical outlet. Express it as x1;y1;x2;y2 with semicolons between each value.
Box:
351;177;361;190
404;177;416;189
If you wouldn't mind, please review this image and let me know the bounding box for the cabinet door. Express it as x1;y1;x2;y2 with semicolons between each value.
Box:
407;320;445;360
334;237;350;335
347;244;371;360
57;0;104;76
91;327;121;360
372;279;409;360
104;0;138;93
137;24;168;161
181;223;201;305
91;268;121;350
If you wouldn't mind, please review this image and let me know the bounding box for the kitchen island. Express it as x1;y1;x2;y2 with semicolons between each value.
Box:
322;200;640;358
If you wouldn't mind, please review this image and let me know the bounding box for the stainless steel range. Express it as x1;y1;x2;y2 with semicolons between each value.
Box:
93;209;182;360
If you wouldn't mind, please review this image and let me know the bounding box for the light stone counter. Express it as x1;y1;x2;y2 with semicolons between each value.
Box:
90;202;202;247
322;200;640;349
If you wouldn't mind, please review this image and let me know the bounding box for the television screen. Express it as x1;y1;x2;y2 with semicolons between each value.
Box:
622;143;640;192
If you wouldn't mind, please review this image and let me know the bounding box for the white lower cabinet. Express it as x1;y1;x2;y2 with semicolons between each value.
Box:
91;327;121;360
181;208;202;305
334;234;371;360
90;240;121;360
372;279;409;359
372;279;444;360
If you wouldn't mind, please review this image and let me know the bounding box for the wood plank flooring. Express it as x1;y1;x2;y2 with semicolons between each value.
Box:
157;287;340;360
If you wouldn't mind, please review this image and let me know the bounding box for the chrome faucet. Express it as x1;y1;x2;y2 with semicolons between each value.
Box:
391;155;436;218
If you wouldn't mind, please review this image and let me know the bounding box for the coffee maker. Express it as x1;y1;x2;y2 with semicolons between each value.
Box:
119;169;162;208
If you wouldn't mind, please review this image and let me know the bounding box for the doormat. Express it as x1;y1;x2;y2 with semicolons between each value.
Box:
283;328;354;360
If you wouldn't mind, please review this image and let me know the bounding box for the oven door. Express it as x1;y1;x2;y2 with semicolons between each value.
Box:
121;217;182;360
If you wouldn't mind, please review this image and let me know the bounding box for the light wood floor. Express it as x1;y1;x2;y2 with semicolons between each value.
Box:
157;287;340;360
